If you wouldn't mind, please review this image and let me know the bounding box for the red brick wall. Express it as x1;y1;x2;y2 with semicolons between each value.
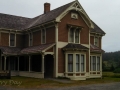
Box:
58;11;89;44
33;30;41;46
0;33;9;46
90;36;94;45
16;34;24;48
46;47;53;52
46;27;55;44
58;48;65;73
24;34;29;47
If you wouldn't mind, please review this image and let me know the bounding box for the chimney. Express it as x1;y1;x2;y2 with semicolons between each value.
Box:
44;3;50;14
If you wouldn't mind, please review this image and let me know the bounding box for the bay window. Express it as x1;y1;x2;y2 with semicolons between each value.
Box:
90;56;101;71
67;54;85;73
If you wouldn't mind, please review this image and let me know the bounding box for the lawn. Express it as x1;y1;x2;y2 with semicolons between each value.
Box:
0;72;120;89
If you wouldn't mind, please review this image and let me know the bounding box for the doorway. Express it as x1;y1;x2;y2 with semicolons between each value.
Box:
44;55;54;78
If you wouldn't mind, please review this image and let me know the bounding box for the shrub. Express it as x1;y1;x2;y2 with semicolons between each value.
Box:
113;68;120;73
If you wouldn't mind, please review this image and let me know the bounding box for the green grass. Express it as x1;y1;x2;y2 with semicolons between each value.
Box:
0;73;120;89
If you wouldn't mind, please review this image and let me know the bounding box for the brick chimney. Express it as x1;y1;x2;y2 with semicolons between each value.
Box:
44;3;50;14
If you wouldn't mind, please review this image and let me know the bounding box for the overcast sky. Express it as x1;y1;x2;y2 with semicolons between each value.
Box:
0;0;119;52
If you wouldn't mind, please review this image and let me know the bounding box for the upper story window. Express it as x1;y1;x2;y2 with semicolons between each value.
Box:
41;29;46;44
69;28;80;44
71;13;78;19
29;33;33;46
10;33;15;47
94;37;99;47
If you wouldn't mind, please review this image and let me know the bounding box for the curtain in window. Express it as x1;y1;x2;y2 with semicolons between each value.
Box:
81;55;84;72
76;54;79;72
68;54;73;72
97;56;100;71
69;29;74;42
75;30;79;43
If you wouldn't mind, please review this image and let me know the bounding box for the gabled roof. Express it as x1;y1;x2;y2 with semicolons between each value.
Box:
0;0;105;35
25;1;75;29
91;21;106;35
0;13;31;30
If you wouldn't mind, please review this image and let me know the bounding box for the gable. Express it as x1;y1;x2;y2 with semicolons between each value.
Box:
56;0;94;29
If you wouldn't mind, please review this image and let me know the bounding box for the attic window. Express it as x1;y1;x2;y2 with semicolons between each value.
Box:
71;13;78;19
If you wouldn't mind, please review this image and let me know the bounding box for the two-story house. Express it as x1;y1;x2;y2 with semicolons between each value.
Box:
0;0;105;80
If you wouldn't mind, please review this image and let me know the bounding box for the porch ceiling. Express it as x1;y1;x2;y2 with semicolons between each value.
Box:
0;43;55;55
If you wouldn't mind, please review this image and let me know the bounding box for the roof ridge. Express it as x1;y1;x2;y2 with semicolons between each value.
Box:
0;13;31;19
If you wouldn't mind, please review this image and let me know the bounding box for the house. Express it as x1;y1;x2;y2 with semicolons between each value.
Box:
0;0;105;80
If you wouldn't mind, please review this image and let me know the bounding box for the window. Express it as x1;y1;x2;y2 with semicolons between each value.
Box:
10;33;15;46
76;54;79;72
69;29;74;42
67;54;85;73
69;28;79;43
97;56;100;71
41;29;46;44
68;54;73;72
94;37;99;46
90;56;101;71
29;33;32;46
81;55;84;72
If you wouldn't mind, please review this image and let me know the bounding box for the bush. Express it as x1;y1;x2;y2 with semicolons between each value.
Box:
113;68;120;73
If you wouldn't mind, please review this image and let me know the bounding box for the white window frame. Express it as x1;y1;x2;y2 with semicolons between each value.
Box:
68;28;80;44
29;33;33;46
90;55;101;72
9;33;16;47
66;52;86;73
41;29;46;44
94;36;99;47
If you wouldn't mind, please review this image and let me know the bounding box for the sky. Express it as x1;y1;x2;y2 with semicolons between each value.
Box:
0;0;120;52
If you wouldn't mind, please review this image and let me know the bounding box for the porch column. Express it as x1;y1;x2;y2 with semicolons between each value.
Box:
29;56;31;72
0;55;2;70
65;53;67;77
18;57;19;71
4;56;7;71
42;54;44;73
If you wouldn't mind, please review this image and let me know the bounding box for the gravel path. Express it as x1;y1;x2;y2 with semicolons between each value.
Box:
1;82;120;90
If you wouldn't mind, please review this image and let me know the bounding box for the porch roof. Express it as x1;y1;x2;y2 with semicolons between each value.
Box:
90;44;104;53
0;43;55;55
63;43;88;51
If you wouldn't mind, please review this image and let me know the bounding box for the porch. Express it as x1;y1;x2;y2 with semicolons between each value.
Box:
0;43;55;78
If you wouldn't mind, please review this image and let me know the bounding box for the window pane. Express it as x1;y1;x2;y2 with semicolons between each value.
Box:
75;30;79;43
29;33;32;46
93;56;96;71
69;29;74;42
76;54;79;72
81;55;84;72
97;56;100;71
68;54;73;72
10;34;15;46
